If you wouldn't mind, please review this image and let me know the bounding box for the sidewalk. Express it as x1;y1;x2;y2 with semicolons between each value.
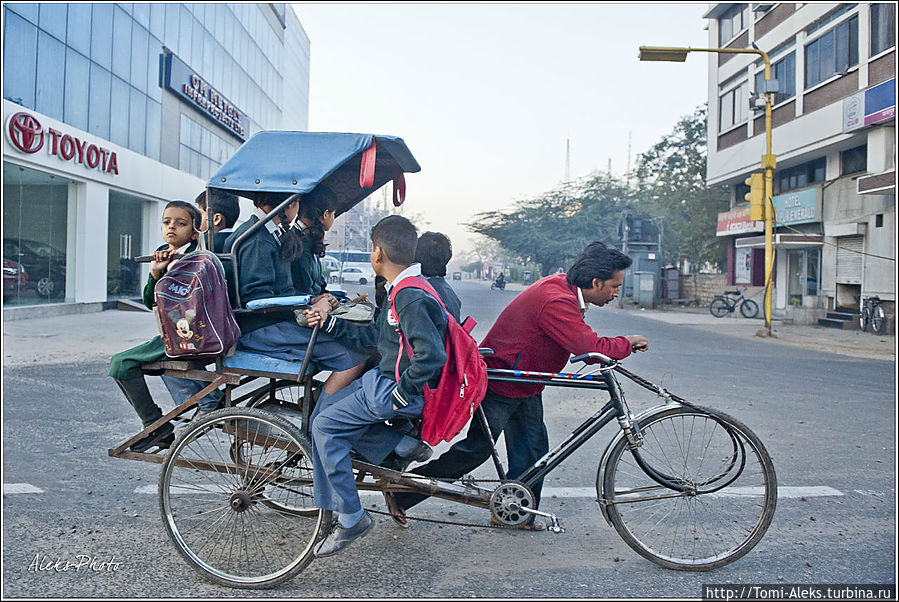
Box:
2;302;895;367
616;304;895;362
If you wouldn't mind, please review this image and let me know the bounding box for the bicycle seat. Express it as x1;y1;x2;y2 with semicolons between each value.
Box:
724;290;742;296
478;348;495;357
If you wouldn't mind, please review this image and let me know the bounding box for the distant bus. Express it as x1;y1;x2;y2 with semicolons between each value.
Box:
326;249;370;268
325;249;375;286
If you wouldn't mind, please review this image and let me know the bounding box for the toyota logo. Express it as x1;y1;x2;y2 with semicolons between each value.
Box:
7;112;44;154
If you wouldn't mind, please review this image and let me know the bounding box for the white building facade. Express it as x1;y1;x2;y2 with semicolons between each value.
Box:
2;3;310;314
704;3;895;328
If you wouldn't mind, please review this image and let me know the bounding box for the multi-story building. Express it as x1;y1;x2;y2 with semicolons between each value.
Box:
2;3;310;313
705;3;895;329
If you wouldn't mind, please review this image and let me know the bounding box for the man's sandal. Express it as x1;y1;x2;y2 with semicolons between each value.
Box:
383;491;409;528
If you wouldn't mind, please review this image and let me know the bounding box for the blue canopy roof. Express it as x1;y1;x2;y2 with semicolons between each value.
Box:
207;131;421;216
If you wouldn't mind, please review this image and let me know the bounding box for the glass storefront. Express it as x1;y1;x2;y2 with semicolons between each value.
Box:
787;248;820;306
107;191;145;299
2;162;72;305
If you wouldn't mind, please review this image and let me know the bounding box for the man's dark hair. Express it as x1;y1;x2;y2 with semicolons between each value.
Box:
371;215;417;265
566;241;632;288
415;231;452;277
195;189;241;228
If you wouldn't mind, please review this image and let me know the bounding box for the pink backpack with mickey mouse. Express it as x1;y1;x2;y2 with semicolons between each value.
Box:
154;251;240;358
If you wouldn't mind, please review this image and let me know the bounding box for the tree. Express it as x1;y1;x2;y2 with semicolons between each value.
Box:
466;174;634;276
632;104;730;267
467;105;729;272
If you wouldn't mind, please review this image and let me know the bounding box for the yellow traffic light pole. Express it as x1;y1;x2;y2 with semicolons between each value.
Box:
639;46;777;335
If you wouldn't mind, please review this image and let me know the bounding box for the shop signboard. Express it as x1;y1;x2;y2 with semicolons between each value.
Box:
716;207;764;236
843;78;895;132
5;110;120;175
772;187;820;226
163;53;248;141
864;78;896;125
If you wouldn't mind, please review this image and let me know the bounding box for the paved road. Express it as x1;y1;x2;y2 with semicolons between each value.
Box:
2;279;895;597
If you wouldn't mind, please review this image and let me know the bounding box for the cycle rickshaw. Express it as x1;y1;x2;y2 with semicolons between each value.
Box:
109;131;777;589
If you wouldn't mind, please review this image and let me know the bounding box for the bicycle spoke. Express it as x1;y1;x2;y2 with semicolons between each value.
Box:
603;406;776;569
160;409;324;587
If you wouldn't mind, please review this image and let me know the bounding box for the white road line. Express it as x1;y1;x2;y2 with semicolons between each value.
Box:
712;486;843;498
137;484;846;498
3;483;44;495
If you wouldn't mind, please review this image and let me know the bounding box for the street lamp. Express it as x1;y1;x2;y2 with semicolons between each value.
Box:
639;45;777;336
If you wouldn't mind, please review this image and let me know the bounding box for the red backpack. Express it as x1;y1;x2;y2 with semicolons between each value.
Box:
389;278;488;446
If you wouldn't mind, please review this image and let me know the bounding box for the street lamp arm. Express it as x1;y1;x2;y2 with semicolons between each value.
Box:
638;46;770;79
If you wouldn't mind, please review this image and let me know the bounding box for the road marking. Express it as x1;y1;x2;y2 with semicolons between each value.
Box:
712;486;842;498
3;483;44;495
138;484;845;498
357;485;843;499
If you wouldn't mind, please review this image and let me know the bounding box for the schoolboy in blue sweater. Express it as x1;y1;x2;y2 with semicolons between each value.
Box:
307;215;448;557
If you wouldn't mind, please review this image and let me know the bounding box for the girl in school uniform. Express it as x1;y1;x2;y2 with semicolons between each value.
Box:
109;200;212;452
224;192;368;398
291;185;337;299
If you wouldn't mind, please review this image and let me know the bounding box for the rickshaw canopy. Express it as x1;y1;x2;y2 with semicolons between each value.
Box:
206;131;421;216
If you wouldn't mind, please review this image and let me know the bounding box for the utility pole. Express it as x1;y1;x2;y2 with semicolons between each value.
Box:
564;138;570;183
626;131;632;187
619;209;630;308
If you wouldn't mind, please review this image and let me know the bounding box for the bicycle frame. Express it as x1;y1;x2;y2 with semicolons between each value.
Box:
350;354;703;512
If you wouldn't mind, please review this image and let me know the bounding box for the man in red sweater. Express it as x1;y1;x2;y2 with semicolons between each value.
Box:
386;241;648;528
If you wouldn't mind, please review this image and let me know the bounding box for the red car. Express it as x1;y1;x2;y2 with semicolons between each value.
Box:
3;258;28;299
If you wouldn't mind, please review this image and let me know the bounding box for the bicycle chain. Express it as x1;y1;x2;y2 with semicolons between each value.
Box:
363;473;546;530
271;469;539;530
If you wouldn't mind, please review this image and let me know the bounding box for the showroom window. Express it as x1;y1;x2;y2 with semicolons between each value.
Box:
107;192;145;300
2;163;72;305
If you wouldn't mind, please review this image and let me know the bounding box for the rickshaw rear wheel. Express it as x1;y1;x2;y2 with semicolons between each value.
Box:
159;407;330;588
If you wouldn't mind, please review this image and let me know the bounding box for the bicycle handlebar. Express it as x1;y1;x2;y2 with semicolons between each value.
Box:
570;351;615;365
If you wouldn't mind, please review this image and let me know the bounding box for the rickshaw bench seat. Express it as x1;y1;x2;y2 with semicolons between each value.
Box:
222;350;314;378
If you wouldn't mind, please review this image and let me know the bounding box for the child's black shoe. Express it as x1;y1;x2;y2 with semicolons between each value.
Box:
130;422;175;453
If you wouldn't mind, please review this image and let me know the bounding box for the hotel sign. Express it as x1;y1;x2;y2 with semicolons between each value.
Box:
772;187;821;225
163;53;248;141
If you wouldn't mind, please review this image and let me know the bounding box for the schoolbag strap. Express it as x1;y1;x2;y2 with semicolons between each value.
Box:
389;276;447;380
388;277;449;315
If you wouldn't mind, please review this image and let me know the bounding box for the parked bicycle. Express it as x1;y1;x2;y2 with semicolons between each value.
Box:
710;288;759;319
859;295;886;334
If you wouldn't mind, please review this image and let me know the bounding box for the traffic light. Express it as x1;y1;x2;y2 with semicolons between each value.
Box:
745;173;764;221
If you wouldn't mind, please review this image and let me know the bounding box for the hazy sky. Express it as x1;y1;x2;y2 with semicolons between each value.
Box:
292;3;711;254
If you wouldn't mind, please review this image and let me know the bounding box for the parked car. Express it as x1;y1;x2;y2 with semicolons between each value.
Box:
3;258;28;299
332;266;376;285
3;238;66;298
452;271;462;281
